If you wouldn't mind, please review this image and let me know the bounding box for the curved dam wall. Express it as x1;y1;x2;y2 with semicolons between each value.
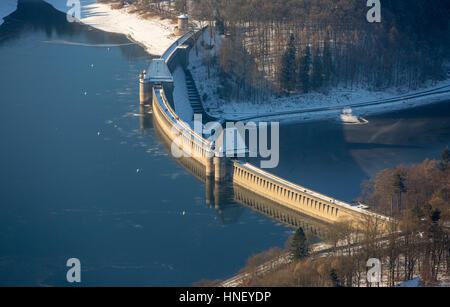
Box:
152;110;330;236
141;29;223;179
152;86;214;169
141;30;390;229
232;162;390;226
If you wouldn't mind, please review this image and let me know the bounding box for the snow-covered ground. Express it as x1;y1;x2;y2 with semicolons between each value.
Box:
189;31;450;124
1;0;177;56
394;277;423;287
213;81;450;124
78;2;177;56
0;0;17;25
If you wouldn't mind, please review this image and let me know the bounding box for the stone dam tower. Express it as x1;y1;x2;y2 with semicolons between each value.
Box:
174;14;189;36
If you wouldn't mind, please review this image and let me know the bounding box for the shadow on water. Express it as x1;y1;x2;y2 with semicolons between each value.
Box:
247;119;371;203
0;2;299;286
0;0;150;60
148;106;245;225
269;100;450;202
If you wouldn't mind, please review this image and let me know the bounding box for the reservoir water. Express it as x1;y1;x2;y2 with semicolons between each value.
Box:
0;1;292;286
0;0;449;286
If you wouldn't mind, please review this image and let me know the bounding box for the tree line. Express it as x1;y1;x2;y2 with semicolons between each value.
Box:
102;1;449;102
99;0;189;18
189;0;449;101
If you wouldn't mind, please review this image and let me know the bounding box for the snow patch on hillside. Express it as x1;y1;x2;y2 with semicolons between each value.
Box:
394;277;423;287
188;30;224;111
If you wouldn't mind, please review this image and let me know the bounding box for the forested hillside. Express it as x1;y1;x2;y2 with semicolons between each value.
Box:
106;0;450;102
191;0;449;101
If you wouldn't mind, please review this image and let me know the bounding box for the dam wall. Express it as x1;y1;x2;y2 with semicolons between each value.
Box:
141;28;391;229
233;161;390;227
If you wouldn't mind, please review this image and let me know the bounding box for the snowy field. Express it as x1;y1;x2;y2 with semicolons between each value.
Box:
1;0;177;56
189;31;450;124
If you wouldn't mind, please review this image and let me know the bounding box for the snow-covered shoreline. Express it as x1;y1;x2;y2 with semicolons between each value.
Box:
1;0;178;56
77;2;177;56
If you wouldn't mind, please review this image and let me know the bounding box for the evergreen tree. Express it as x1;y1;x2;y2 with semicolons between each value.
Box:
437;146;449;171
279;34;296;92
290;227;309;259
322;38;333;87
298;45;311;93
392;172;407;212
215;17;225;34
311;48;323;90
175;0;187;13
392;173;406;195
